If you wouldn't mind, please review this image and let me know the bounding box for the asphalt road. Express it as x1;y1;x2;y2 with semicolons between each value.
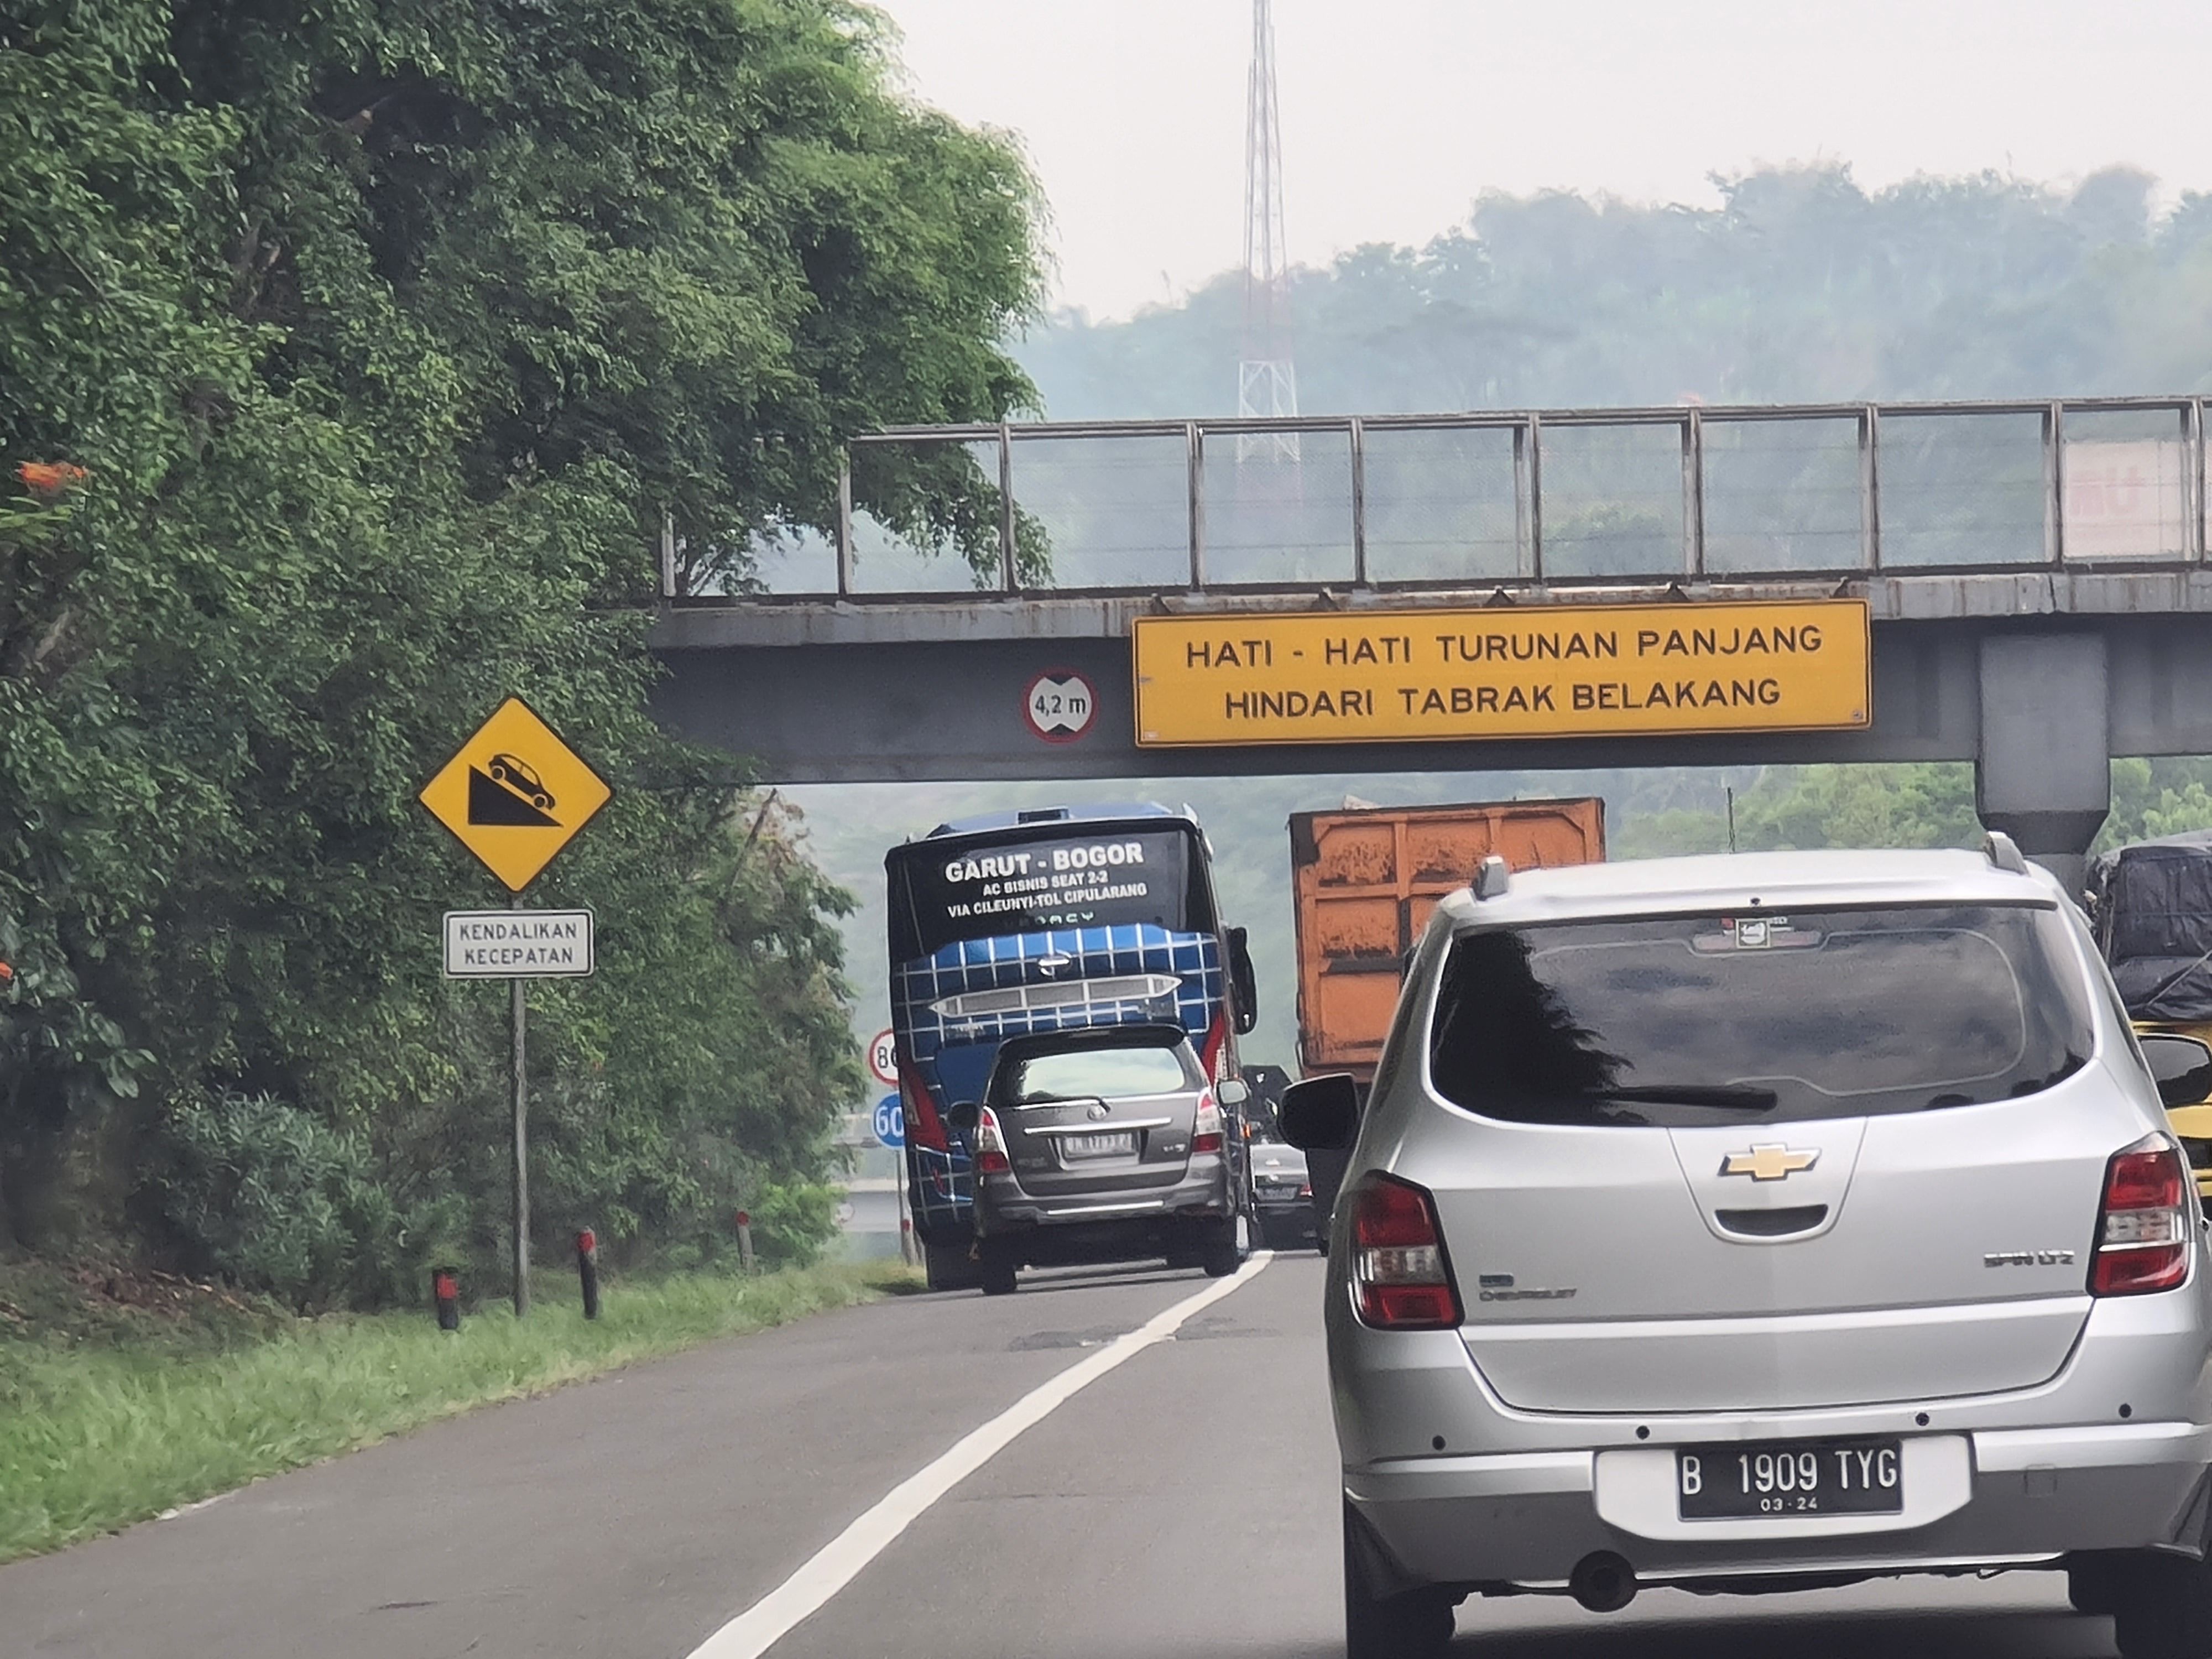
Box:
2;1252;2125;1659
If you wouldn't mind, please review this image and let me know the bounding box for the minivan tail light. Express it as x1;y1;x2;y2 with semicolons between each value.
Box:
974;1107;1011;1176
2092;1134;2193;1296
1192;1088;1224;1155
1350;1174;1460;1329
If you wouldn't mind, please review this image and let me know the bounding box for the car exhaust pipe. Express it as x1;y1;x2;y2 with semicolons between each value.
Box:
1568;1551;1637;1613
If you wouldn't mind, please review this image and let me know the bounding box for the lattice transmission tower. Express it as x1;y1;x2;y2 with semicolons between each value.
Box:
1238;0;1298;461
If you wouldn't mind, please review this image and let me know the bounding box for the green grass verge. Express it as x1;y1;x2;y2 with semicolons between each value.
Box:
0;1257;916;1563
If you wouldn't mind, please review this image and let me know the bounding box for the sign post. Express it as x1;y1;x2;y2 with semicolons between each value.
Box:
509;894;529;1314
875;1092;916;1267
420;697;613;1316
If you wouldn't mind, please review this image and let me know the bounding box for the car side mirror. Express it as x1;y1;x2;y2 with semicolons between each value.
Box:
1280;1073;1360;1152
1227;926;1259;1036
1217;1078;1251;1108
2141;1034;2212;1110
947;1101;980;1135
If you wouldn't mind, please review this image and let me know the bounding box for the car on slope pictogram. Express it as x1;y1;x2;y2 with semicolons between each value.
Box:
487;753;555;811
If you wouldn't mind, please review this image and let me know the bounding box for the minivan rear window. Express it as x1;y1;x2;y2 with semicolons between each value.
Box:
1428;904;2095;1127
991;1027;1201;1105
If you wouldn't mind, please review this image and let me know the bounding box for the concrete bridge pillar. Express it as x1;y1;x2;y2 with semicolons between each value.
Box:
1975;635;2110;898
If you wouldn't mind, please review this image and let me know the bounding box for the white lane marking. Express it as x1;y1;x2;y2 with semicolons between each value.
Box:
687;1252;1275;1659
156;1493;231;1522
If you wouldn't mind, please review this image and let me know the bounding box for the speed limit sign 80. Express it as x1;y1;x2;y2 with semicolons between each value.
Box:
867;1029;898;1088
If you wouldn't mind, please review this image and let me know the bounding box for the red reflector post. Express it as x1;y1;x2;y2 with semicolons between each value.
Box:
2093;1136;2193;1296
432;1268;460;1332
576;1229;601;1321
1350;1173;1461;1329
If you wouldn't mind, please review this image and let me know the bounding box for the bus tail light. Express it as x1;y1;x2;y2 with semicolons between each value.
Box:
1200;1009;1228;1083
2092;1134;2192;1296
974;1107;1011;1176
898;1057;948;1153
1351;1173;1460;1329
1192;1088;1223;1155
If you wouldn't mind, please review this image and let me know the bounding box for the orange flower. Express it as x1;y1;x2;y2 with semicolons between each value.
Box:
16;461;87;497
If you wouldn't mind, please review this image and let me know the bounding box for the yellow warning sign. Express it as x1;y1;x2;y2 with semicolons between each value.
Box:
1133;599;1871;747
419;697;613;892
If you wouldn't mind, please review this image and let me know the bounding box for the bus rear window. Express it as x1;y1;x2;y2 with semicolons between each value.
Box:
890;829;1203;958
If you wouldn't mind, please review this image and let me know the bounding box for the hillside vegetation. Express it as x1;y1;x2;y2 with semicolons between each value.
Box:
0;0;1042;1303
1022;164;2212;417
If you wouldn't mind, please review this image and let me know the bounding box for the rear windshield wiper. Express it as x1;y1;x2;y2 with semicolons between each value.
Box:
1586;1084;1780;1110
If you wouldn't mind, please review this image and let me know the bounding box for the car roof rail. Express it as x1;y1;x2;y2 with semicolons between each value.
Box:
1473;854;1511;900
1983;831;2031;875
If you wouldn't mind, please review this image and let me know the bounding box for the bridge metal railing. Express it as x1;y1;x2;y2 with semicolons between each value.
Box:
691;398;2212;602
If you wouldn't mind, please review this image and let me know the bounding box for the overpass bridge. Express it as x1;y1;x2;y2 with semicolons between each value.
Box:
650;396;2212;885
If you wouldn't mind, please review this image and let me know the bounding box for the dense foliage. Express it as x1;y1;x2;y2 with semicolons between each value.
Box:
1021;164;2212;417
0;0;1042;1302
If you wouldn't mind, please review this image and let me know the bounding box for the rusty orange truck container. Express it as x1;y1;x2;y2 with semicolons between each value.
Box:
1288;798;1607;1084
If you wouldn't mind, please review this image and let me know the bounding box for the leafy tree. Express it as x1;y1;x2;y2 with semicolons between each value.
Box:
0;0;1041;1293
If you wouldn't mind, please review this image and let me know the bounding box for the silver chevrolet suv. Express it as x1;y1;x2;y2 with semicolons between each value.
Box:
1279;841;2212;1659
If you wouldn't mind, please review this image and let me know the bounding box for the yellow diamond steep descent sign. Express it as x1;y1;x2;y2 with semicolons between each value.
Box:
419;697;612;893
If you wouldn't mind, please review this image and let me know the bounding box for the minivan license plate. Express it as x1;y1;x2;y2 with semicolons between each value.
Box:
1060;1131;1135;1160
1677;1437;1903;1519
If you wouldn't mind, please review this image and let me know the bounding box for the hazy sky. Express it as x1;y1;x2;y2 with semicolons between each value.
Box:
875;0;2212;320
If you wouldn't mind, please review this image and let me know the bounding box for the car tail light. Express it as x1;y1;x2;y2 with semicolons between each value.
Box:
1192;1088;1224;1155
1298;1182;1312;1198
897;1056;947;1152
2091;1134;2193;1296
1350;1174;1460;1329
974;1107;1011;1176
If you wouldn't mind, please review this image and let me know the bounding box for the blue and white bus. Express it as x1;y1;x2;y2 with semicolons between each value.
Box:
883;803;1259;1288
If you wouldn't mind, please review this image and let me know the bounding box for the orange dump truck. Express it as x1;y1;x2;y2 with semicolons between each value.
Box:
1288;798;1608;1086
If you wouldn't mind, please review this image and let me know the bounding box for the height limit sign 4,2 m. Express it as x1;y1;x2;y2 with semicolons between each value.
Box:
419;696;613;1317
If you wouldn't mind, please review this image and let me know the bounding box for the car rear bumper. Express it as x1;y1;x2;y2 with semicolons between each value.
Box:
1349;1420;2212;1592
973;1159;1229;1246
1331;1284;2212;1592
1255;1191;1318;1234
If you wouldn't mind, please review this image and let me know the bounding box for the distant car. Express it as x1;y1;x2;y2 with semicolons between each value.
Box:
952;1024;1248;1295
487;753;554;810
1248;1121;1319;1251
1282;842;2212;1659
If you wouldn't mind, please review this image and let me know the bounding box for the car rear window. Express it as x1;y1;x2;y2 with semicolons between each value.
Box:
1428;903;2095;1127
992;1029;1200;1104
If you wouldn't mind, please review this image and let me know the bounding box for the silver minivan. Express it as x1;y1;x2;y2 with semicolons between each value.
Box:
956;1024;1248;1294
1280;841;2212;1659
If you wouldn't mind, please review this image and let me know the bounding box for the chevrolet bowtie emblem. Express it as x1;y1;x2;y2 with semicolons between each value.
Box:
1721;1144;1820;1182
